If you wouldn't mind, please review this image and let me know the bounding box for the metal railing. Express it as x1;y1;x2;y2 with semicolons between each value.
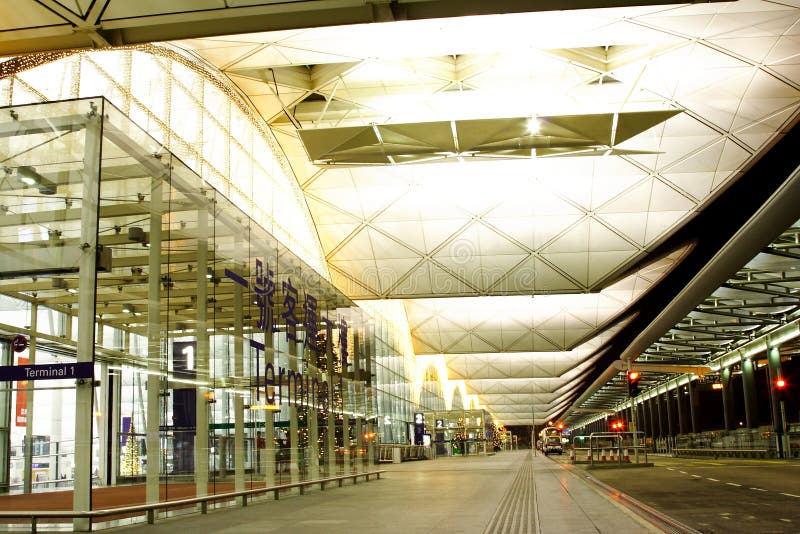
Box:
0;469;385;533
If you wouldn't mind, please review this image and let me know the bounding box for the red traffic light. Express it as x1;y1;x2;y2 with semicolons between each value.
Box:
627;370;640;381
776;378;787;389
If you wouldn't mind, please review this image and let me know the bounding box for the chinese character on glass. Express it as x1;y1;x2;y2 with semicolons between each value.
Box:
303;292;319;353
339;318;348;369
253;259;275;333
282;278;298;341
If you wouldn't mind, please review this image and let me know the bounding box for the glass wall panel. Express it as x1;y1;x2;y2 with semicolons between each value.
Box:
0;96;433;527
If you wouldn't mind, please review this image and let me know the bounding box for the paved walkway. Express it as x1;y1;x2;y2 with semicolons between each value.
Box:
111;450;658;534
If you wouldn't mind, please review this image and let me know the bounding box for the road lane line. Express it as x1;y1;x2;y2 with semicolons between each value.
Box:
691;475;701;478
706;478;719;482
679;471;688;474
666;467;674;471
726;482;741;487
780;519;792;523
750;487;767;492
781;493;800;498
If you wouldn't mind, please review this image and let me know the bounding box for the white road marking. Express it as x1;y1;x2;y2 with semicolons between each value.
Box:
666;467;674;471
780;519;792;523
781;493;800;498
691;474;702;478
726;482;742;487
750;487;767;492
679;471;687;474
707;478;719;482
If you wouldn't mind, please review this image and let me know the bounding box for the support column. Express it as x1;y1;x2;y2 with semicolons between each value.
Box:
767;346;786;458
648;396;657;438
665;389;675;437
306;339;320;482
74;108;102;531
262;309;275;488
365;322;375;470
353;331;363;473
655;393;664;438
233;266;245;497
687;379;698;434
325;322;336;477
341;330;350;476
288;340;300;487
741;357;758;429
195;204;210;498
145;182;162;506
677;384;687;435
721;367;735;431
638;399;647;438
23;302;37;495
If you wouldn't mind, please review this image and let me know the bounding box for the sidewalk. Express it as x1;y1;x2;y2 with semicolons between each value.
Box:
110;450;659;534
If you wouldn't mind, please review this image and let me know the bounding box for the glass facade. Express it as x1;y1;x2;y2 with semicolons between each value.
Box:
0;98;436;521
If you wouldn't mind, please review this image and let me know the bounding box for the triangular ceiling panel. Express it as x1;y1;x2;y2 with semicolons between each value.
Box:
734;102;800;151
434;254;528;293
54;0;92;18
434;222;528;257
374;258;425;294
305;195;360;226
702;10;798;41
588;249;639;286
644;210;687;244
542;217;634;253
316;223;360;255
539;252;588;288
596;212;649;247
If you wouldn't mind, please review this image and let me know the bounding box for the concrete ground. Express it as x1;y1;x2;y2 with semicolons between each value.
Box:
106;450;658;534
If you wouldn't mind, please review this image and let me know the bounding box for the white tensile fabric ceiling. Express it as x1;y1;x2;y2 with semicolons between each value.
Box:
3;0;800;424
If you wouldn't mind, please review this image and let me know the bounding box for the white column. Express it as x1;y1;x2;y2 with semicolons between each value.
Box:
73;106;102;532
288;340;299;488
146;173;163;506
325;322;336;476
195;205;210;497
307;341;319;482
233;270;245;497
23;302;37;494
262;330;275;487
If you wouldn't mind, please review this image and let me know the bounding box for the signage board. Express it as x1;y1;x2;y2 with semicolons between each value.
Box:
0;362;93;381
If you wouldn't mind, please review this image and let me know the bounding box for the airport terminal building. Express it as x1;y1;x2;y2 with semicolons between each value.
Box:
0;1;799;532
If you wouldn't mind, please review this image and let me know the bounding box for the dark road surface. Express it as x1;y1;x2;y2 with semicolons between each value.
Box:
552;454;800;533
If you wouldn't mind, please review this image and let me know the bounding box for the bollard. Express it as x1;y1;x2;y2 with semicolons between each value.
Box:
600;449;606;462
623;449;630;462
569;449;575;462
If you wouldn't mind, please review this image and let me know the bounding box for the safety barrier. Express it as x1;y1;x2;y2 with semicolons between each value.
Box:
0;469;385;533
572;432;649;467
672;448;772;459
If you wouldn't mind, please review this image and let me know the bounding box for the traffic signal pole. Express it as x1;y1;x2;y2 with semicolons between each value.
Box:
628;362;639;465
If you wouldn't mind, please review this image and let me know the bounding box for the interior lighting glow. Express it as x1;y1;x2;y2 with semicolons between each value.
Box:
527;116;540;134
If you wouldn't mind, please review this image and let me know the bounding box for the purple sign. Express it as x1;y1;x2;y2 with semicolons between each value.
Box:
0;362;93;381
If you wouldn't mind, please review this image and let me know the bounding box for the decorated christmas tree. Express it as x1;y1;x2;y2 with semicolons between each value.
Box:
121;418;141;476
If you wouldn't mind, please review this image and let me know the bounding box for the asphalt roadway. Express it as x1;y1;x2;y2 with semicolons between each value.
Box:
551;454;800;534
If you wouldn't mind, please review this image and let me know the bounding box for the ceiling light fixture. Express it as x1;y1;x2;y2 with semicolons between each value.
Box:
527;116;540;135
17;166;57;195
